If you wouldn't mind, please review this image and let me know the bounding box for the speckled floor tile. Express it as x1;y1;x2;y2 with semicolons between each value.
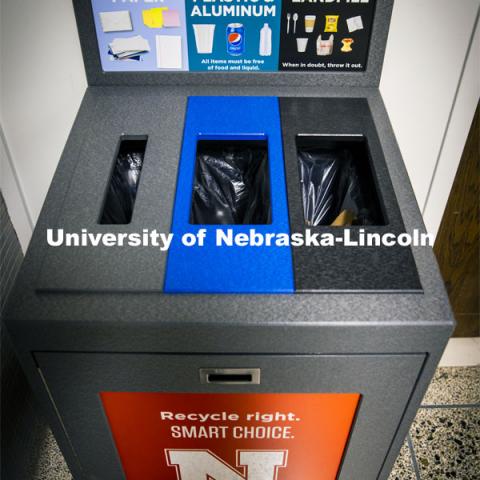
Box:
389;439;417;480
422;366;480;406
33;429;72;480
411;408;480;479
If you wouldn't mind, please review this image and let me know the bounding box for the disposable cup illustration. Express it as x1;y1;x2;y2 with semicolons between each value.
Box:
296;38;308;53
305;15;316;33
193;24;215;54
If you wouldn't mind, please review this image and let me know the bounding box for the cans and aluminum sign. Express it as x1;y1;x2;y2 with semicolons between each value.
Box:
91;0;376;72
101;392;360;479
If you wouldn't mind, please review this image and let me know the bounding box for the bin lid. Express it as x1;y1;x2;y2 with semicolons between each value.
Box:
74;0;393;86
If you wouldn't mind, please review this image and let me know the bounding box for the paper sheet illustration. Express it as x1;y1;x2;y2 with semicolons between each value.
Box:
156;35;183;69
143;8;169;28
109;36;151;60
99;11;133;33
347;16;364;33
162;10;181;28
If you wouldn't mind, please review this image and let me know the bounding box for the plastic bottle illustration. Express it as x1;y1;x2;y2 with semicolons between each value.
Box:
259;23;272;56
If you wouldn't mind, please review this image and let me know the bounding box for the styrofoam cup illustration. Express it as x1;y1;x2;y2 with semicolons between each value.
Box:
305;15;316;33
296;38;308;53
193;24;215;54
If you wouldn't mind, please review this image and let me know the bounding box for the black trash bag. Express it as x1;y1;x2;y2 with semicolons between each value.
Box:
341;156;378;226
298;146;378;226
100;141;145;225
190;143;271;225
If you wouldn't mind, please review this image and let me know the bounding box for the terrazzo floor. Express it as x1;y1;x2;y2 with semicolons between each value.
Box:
388;366;480;480
32;366;480;480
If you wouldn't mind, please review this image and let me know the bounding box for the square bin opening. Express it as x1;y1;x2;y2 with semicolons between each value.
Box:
190;139;272;225
99;136;147;225
297;135;386;227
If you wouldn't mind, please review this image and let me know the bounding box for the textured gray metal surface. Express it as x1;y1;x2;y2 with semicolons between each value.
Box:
280;97;421;292
36;352;425;480
72;0;394;88
4;87;454;350
38;89;186;291
38;93;421;293
2;84;455;480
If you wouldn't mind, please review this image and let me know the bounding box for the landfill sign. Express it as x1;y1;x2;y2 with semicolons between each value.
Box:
101;392;360;479
278;0;377;71
90;0;377;72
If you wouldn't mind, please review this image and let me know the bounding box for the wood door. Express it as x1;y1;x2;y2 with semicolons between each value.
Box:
434;104;479;337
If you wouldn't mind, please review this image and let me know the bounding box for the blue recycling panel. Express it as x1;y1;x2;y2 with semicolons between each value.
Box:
164;96;294;293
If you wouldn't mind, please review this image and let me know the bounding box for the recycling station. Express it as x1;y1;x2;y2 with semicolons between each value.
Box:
3;0;455;479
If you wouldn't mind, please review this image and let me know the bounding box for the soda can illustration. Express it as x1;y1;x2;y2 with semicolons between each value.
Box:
226;23;245;56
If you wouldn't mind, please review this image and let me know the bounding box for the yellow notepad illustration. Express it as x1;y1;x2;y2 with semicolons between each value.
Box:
143;8;168;28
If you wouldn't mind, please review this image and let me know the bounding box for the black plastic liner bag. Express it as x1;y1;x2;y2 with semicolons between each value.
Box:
298;147;378;226
190;144;271;224
100;143;144;225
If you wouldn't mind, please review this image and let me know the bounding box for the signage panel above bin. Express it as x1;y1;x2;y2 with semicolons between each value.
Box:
90;0;376;73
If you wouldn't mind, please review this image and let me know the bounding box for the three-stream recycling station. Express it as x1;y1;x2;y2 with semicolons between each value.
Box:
3;1;455;479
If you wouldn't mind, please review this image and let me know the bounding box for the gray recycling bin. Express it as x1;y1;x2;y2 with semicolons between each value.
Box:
3;1;454;479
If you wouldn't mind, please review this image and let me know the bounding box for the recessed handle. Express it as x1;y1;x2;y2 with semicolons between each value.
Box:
199;368;261;385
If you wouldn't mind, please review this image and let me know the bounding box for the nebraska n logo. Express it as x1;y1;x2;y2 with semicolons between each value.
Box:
165;449;288;480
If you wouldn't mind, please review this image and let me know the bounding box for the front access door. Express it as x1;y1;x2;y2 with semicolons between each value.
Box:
36;353;425;480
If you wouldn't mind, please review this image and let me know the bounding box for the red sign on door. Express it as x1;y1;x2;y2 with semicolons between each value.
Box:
101;392;360;480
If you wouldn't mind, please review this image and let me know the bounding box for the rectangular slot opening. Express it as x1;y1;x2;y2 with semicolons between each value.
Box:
190;139;271;225
199;368;261;384
296;135;386;227
208;374;253;383
99;136;147;225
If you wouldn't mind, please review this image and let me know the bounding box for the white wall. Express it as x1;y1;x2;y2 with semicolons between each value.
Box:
0;126;33;253
380;0;480;236
423;17;480;238
0;0;478;251
0;0;87;251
